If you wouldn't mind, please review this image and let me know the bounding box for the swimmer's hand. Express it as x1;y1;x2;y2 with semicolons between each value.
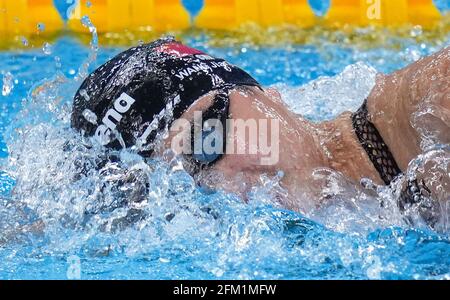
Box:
399;149;450;230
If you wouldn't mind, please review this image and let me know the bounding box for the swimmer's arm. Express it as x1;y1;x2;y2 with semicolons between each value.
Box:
367;46;450;169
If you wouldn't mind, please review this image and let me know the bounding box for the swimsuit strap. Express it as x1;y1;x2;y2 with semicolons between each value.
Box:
352;99;402;185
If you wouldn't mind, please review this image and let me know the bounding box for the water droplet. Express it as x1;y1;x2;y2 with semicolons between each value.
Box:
65;0;78;19
43;42;53;55
81;16;99;51
55;56;62;69
79;89;91;101
2;72;14;96
159;258;170;263
82;109;98;125
20;36;29;46
410;25;423;38
366;255;382;280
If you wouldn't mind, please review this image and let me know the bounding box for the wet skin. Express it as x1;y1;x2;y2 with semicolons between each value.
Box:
163;47;450;213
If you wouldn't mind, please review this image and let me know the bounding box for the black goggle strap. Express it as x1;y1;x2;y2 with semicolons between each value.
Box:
189;87;232;172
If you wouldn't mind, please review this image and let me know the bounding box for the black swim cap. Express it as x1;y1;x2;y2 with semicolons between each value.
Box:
71;37;261;155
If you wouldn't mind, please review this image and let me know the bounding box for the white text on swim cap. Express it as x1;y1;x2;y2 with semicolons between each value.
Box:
95;92;136;145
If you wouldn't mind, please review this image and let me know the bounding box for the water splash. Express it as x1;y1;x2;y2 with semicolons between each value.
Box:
2;72;14;97
2;54;448;279
0;29;449;279
276;62;378;121
76;16;98;81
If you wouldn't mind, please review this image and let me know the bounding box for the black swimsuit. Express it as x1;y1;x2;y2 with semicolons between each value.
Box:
352;99;402;185
352;100;438;226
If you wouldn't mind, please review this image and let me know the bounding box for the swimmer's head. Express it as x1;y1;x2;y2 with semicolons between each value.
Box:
71;37;261;164
72;38;324;197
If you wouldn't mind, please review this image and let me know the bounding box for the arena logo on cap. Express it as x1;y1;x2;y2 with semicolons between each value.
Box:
95;92;136;145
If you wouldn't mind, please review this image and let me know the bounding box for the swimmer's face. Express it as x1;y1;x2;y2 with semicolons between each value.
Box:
160;86;323;197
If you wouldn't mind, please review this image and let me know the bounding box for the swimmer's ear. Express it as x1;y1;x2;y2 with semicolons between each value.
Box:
265;88;283;104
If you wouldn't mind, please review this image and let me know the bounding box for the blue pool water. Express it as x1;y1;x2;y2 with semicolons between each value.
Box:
0;5;450;279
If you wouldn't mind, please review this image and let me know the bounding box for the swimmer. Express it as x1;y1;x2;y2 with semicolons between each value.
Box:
71;37;449;228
